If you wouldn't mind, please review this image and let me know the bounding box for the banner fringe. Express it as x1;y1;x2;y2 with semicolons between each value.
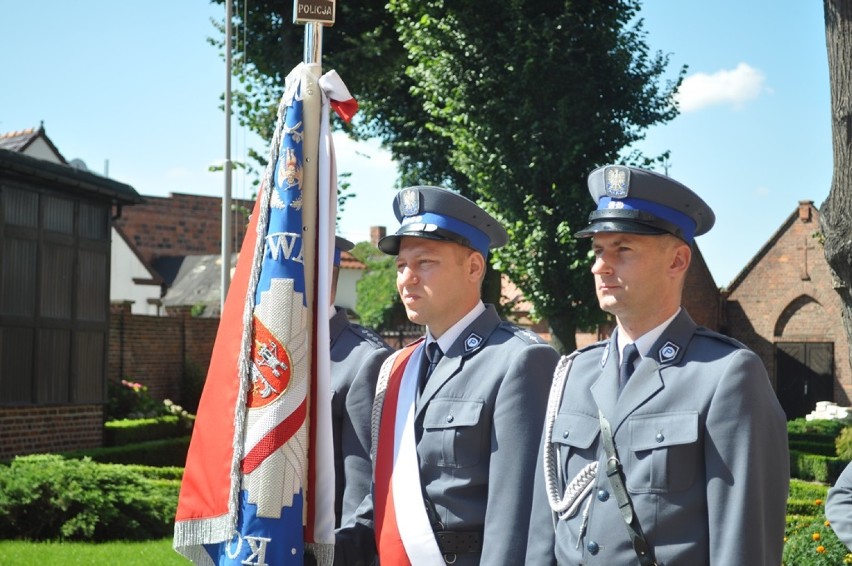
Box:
173;515;231;566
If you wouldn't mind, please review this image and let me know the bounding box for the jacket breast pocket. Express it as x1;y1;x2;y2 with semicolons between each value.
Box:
551;412;600;478
627;411;699;493
420;399;485;469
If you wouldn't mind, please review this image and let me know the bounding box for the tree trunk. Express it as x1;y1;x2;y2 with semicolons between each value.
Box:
548;312;578;356
821;0;852;374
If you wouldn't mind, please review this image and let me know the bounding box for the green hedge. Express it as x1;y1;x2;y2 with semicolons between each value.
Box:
790;449;848;484
0;455;179;541
62;437;190;468
789;439;838;457
104;415;191;447
788;418;849;437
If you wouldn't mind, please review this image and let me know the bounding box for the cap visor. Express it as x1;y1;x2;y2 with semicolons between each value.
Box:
378;232;451;255
575;220;668;239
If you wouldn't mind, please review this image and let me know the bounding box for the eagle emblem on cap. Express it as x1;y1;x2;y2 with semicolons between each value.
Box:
399;188;420;217
604;166;630;199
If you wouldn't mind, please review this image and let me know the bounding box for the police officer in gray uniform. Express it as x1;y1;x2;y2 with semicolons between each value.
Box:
525;165;789;565
826;461;852;550
330;236;393;566
371;186;560;565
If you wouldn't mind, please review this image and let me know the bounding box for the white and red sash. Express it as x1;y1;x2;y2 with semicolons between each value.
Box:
373;342;444;566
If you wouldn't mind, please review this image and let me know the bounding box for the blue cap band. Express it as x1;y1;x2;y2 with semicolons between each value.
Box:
401;211;491;256
333;248;342;266
598;196;698;243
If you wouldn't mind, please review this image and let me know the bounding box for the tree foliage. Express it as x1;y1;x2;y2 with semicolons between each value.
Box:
213;0;683;351
351;241;400;330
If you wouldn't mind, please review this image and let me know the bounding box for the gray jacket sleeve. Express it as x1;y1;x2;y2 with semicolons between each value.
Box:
827;461;852;550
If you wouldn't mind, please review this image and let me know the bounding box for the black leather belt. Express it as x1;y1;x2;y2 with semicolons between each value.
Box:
434;530;483;555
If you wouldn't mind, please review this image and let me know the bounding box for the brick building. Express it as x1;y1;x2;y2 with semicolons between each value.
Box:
724;201;850;420
114;192;253;267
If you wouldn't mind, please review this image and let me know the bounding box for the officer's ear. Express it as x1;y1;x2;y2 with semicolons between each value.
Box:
466;248;487;283
668;239;692;277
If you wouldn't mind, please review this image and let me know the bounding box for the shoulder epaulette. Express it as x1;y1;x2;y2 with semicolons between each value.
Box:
575;339;607;354
498;321;548;345
694;326;749;351
350;323;390;350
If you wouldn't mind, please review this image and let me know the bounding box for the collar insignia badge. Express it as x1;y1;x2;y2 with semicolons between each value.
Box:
464;333;483;352
658;341;680;363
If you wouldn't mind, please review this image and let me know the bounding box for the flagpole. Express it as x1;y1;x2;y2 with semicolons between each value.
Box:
304;22;323;64
221;0;234;311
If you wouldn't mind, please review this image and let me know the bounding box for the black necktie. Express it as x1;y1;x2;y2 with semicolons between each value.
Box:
618;343;639;393
420;342;443;394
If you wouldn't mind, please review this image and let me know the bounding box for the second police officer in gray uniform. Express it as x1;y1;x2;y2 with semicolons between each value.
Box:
329;236;393;566
525;165;790;565
370;186;560;565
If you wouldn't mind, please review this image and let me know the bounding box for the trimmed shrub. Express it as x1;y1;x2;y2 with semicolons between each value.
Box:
104;415;191;447
789;439;838;457
62;437;190;468
788;418;849;438
0;455;179;541
837;426;852;460
790;450;847;484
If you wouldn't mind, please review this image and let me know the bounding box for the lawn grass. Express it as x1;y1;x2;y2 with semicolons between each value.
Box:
0;538;190;565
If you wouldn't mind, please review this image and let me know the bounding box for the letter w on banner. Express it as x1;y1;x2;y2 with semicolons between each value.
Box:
173;63;357;566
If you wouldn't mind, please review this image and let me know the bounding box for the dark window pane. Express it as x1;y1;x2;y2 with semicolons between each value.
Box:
2;187;38;227
37;328;70;403
41;244;74;319
0;327;34;403
43;195;74;234
80;203;109;241
78;250;107;321
74;331;104;403
1;238;37;316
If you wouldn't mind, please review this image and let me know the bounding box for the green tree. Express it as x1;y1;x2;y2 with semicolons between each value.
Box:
351;241;400;330
213;0;682;351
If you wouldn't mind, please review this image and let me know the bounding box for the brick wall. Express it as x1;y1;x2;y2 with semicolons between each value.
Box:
109;302;218;402
0;405;102;460
683;245;722;331
725;202;850;401
1;305;218;460
114;193;254;264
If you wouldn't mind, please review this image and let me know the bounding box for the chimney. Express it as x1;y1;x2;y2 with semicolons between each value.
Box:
798;200;814;222
370;226;386;247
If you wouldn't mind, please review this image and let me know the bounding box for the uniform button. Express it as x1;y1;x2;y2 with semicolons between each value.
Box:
446;415;454;423
597;489;609;502
655;432;665;443
563;431;569;439
586;541;599;555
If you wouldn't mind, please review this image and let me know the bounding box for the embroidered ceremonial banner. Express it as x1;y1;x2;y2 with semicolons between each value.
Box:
174;63;357;566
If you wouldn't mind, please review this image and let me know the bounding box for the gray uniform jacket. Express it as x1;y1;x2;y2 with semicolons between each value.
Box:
526;309;789;565
330;307;393;536
394;304;559;565
826;461;852;550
